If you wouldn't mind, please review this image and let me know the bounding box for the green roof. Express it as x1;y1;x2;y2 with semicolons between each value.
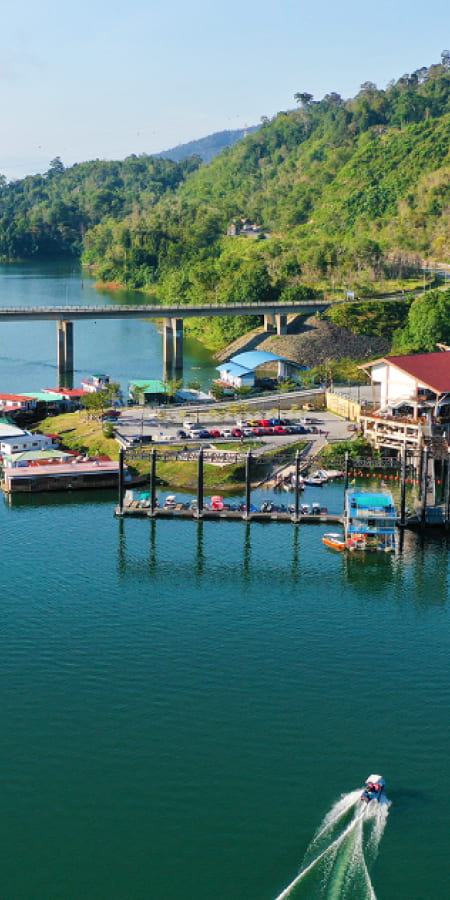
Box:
4;448;71;464
22;392;67;402
130;380;168;393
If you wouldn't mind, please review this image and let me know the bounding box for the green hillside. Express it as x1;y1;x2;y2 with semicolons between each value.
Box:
2;56;450;351
0;154;200;260
83;57;450;309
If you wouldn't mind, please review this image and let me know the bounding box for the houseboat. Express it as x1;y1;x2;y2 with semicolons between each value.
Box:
1;457;128;493
344;490;397;552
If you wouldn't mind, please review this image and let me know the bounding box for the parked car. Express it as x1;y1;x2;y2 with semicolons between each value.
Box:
273;425;287;435
176;429;187;439
262;426;274;435
252;427;264;435
222;428;233;438
209;429;221;438
247;419;260;427
197;430;211;439
231;428;243;438
258;419;271;427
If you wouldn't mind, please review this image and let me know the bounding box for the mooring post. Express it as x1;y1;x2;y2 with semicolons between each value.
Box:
445;455;450;530
294;450;301;523
197;447;204;516
400;445;407;526
420;446;428;529
118;446;124;514
245;451;252;519
344;451;349;492
150;447;157;516
418;446;424;501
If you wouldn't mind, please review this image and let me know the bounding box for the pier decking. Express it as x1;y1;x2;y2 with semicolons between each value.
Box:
114;504;342;524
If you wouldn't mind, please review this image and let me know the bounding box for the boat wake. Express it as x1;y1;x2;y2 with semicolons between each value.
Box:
273;787;390;900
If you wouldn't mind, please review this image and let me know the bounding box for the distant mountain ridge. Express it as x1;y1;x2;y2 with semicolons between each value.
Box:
156;126;260;163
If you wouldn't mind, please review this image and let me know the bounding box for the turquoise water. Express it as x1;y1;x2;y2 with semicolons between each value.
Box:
1;489;450;899
0;260;217;392
1;263;450;898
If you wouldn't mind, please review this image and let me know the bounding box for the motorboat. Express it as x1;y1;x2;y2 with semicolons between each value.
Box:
303;471;328;486
300;503;311;515
163;494;177;509
361;775;386;803
322;532;346;551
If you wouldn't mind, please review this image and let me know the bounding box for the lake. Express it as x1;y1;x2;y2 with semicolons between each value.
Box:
0;262;449;899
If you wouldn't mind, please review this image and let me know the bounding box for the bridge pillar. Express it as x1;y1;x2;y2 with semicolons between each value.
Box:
57;320;74;379
264;314;275;332
163;318;173;378
275;314;287;335
172;317;184;374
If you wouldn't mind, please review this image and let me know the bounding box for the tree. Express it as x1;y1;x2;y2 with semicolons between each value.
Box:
294;92;314;107
394;290;450;352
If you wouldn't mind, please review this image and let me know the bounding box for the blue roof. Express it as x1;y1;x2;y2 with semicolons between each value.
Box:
348;491;394;508
231;350;285;369
218;362;253;377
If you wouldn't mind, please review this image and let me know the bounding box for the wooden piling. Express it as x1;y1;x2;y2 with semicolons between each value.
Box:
294;450;301;523
197;448;204;516
445;457;450;530
150;447;157;515
118;446;124;513
245;452;252;518
420;446;428;528
400;445;407;526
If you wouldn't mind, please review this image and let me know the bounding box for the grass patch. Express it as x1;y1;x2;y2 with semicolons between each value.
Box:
38;412;120;458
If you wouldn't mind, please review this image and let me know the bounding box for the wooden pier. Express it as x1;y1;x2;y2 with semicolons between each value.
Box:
115;504;342;525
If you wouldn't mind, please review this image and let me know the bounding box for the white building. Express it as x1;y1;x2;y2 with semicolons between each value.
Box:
0;432;54;457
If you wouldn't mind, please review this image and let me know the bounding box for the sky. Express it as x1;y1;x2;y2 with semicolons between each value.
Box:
1;0;449;180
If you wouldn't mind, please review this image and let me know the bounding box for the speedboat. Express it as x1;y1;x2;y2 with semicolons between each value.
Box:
163;494;177;509
322;532;346;551
361;775;386;803
303;471;328;486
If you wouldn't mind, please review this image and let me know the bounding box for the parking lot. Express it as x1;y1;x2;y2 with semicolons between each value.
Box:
115;402;357;453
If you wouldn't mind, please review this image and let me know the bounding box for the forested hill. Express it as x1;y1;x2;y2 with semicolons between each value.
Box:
0;154;201;260
156;126;260;163
82;56;450;314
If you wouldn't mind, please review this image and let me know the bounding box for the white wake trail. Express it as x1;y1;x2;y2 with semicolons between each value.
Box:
273;786;390;900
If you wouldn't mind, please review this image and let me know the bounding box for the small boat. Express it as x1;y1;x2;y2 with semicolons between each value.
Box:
300;503;311;515
361;775;386;804
210;495;224;510
322;532;346;551
163;494;177;509
304;471;328;486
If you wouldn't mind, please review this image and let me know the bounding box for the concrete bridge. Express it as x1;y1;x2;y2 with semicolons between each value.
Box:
0;299;330;379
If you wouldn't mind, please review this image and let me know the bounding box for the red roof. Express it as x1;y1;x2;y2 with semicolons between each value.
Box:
44;388;85;397
0;394;33;403
372;351;450;394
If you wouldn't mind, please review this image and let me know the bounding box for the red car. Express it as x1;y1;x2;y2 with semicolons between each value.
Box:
209;429;221;438
262;427;274;435
273;425;286;435
231;428;243;438
258;419;271;427
252;427;263;435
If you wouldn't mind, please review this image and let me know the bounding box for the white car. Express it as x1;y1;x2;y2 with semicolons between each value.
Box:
222;428;233;438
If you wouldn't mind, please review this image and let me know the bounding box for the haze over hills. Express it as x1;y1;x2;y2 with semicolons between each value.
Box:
1;53;450;352
156;126;260;163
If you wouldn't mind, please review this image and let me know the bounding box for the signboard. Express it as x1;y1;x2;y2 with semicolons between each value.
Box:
347;290;355;299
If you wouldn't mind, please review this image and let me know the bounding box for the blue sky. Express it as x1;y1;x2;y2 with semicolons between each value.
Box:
1;0;449;180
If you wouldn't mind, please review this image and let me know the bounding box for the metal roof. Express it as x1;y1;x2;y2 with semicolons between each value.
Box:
348;491;394;508
363;350;450;394
230;350;285;369
130;380;168;393
217;363;254;377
